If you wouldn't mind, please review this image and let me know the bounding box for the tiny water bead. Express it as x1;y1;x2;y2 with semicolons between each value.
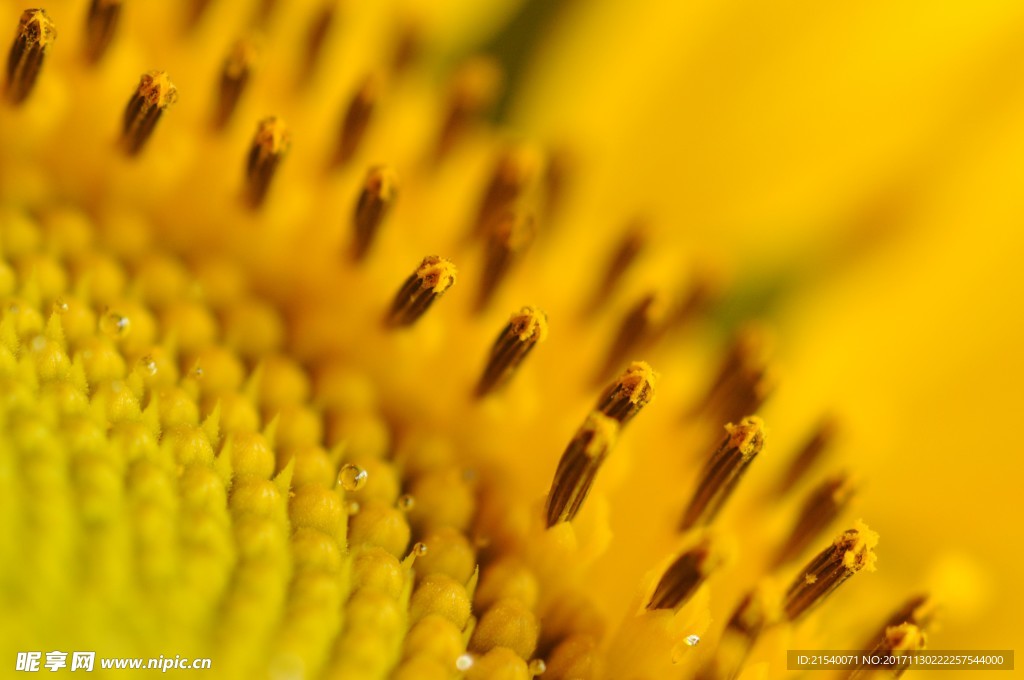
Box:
396;494;415;511
52;298;68;314
138;355;158;376
338;463;368;491
528;658;547;675
346;501;361;516
685;634;701;646
100;311;131;338
455;654;474;671
411;542;428;557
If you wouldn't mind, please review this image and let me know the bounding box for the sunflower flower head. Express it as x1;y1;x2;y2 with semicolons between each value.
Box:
1;1;1013;679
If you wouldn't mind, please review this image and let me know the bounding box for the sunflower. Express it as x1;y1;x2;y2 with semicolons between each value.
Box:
1;1;1020;679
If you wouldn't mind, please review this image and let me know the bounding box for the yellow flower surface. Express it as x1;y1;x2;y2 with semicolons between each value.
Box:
1;1;1021;679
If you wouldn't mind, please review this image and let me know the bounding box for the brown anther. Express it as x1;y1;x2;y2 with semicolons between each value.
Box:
596;291;670;383
121;71;178;156
254;0;277;26
212;37;259;130
670;267;720;329
333;74;379;166
244;116;291;208
680;417;765;530
772;472;858;568
352;165;399;260
594;361;657;427
724;586;778;641
694;325;776;424
185;0;212;29
584;217;648;316
390;19;421;73
775;415;840;497
699;583;782;680
476;209;536;312
851;623;926;678
5;9;57;105
299;3;334;85
860;594;938;653
783;522;878;622
881;594;939;633
735;364;776;422
647;539;720;611
433;56;502;162
473;144;543;237
84;0;121;64
476;306;548;397
545;412;619;527
386;256;457;327
540;145;574;224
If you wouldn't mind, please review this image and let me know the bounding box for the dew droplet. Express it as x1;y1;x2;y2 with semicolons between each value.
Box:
685;634;700;646
396;494;415;511
338;463;368;491
412;542;428;557
53;298;68;314
455;654;474;671
529;658;547;675
100;311;130;338
191;365;205;379
346;501;361;515
138;355;158;376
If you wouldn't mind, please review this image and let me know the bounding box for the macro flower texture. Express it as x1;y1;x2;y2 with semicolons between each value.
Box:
1;0;1022;678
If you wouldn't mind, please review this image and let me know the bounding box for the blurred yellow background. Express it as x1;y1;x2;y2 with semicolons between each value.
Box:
514;0;1024;655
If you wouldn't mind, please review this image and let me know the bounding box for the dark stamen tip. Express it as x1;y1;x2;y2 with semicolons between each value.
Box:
386;256;457;327
475;306;548;397
545;411;619;527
